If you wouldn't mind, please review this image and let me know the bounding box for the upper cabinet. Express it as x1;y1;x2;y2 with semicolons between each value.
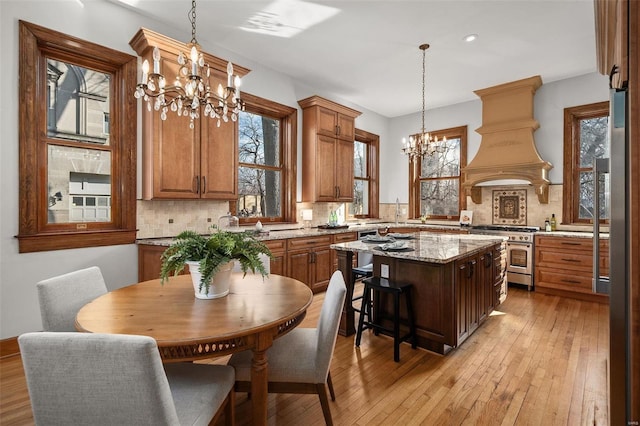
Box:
129;28;250;200
595;0;628;88
298;95;361;202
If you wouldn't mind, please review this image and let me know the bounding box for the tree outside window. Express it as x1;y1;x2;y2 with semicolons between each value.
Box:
410;126;467;220
232;93;296;224
563;102;610;224
348;129;379;219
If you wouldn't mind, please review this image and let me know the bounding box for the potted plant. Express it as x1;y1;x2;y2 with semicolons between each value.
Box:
160;229;272;299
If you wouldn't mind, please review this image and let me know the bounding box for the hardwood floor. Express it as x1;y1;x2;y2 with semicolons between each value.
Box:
0;286;609;425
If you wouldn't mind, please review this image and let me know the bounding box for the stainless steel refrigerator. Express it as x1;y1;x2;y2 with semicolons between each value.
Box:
594;80;631;423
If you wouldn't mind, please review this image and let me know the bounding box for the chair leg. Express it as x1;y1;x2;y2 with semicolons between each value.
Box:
327;371;336;401
316;383;334;426
224;389;235;426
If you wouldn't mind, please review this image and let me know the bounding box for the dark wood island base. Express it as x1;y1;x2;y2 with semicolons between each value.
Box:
334;234;506;355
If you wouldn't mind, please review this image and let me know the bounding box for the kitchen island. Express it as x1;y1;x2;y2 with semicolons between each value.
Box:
331;232;507;355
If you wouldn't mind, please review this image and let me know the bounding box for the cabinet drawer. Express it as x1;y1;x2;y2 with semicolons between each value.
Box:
288;235;332;250
333;232;357;243
535;236;591;251
535;247;593;271
536;267;593;293
264;239;286;253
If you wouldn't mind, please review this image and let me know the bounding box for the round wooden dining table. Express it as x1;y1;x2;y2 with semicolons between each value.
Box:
75;272;313;426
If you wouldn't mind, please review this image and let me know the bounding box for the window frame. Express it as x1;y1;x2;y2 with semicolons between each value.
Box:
349;128;379;219
17;21;137;253
409;125;467;220
562;101;610;225
230;92;297;225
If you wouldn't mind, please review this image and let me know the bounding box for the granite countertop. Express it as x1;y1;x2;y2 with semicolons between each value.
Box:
135;222;469;246
331;233;507;264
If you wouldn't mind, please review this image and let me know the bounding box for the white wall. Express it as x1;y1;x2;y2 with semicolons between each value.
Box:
0;0;390;339
385;72;609;204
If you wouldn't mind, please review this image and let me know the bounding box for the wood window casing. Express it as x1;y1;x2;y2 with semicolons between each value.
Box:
562;101;610;225
230;92;297;225
351;128;380;219
17;21;137;252
409;125;468;220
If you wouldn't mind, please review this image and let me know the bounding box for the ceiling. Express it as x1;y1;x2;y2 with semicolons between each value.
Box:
108;0;598;118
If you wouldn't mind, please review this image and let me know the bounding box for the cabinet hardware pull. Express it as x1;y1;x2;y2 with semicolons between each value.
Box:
201;176;206;194
561;279;581;284
194;176;199;194
561;242;581;246
337;186;341;198
561;258;581;263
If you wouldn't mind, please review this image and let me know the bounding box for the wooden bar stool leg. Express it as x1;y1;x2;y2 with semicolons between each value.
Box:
355;284;370;347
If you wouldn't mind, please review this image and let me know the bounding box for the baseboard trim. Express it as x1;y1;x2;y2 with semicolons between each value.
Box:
1;337;20;359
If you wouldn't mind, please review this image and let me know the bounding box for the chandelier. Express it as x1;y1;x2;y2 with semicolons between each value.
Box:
402;43;445;159
133;0;243;129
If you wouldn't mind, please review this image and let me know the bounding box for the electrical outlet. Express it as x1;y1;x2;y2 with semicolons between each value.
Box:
168;218;173;224
381;264;389;278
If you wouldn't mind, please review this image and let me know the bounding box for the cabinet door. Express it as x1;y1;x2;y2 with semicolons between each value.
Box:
455;259;471;344
199;69;238;200
146;59;200;199
311;246;333;293
317;107;338;137
335;138;354;201
287;250;311;287
468;257;479;334
316;135;338;201
336;113;355;141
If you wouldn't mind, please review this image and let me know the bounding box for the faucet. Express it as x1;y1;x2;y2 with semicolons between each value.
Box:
395;197;400;225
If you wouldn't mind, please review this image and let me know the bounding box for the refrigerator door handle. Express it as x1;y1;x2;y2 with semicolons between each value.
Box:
593;157;610;294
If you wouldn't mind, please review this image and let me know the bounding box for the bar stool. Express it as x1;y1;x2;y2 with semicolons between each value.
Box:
351;263;373;313
355;276;416;362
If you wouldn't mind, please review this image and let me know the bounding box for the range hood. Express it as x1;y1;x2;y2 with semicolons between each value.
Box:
461;76;552;204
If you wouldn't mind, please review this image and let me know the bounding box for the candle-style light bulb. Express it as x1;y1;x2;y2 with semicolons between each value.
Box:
226;62;234;87
152;47;160;74
141;59;149;83
190;46;198;75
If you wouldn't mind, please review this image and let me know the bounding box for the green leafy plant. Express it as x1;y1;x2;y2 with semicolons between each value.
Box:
160;229;272;293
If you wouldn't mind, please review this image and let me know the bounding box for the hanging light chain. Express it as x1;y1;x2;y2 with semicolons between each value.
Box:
190;0;198;45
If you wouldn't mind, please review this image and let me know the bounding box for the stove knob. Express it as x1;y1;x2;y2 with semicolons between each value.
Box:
519;236;523;240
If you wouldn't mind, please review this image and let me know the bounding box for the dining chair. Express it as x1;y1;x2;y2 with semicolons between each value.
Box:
36;266;108;331
18;332;236;426
227;270;347;426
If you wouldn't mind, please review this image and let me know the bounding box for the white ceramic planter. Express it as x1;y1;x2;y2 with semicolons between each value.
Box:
186;260;233;299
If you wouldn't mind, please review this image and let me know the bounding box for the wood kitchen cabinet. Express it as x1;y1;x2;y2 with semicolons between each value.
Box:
264;239;286;276
455;246;498;345
331;232;358;271
287;235;333;293
595;0;628;89
534;235;609;302
130;28;249;200
298;96;361;202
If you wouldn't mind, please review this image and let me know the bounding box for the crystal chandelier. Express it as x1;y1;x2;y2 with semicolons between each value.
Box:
402;44;445;159
133;0;243;129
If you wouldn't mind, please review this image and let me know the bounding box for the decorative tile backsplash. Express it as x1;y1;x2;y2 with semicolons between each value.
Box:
136;184;564;239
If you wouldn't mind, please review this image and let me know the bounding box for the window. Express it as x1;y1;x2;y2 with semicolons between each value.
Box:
563;101;610;224
231;93;297;224
409;126;467;219
348;129;379;218
17;21;137;252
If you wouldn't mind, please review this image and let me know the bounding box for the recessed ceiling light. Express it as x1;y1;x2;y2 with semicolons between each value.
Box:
463;34;478;42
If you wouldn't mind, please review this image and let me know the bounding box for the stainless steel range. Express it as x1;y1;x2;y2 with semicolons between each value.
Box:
470;225;540;291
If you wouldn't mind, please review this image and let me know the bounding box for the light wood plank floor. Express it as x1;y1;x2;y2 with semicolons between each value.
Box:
0;286;609;425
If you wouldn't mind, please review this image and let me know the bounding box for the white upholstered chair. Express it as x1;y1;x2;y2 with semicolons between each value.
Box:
18;332;236;426
36;266;108;332
227;270;347;426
